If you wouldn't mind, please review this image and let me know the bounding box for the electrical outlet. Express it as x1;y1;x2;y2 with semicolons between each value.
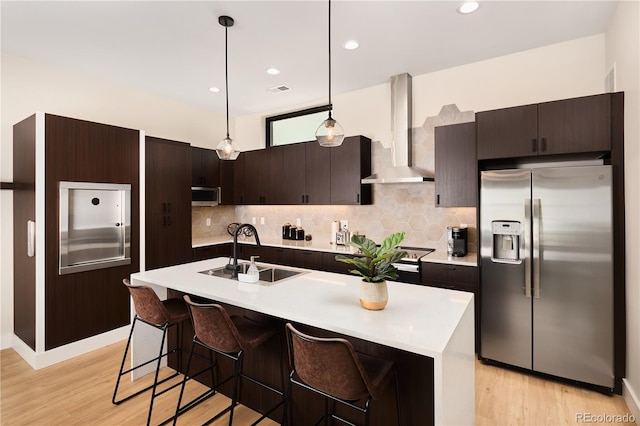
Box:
252;217;256;225
206;218;211;227
260;217;265;225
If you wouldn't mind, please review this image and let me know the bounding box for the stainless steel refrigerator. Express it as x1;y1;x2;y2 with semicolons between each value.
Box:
480;165;614;390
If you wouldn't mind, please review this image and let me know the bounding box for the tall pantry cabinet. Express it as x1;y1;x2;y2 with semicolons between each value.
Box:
145;137;192;269
12;113;140;356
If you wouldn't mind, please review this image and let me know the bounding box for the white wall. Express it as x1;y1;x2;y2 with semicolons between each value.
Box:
237;35;606;149
606;0;640;418
0;53;227;349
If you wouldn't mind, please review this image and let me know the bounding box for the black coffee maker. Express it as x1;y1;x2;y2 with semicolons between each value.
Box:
447;226;468;257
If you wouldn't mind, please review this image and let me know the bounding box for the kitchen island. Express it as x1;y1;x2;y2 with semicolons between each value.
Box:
130;257;474;425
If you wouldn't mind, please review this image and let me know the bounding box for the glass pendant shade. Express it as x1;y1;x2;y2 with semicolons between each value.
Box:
315;116;345;147
215;136;240;160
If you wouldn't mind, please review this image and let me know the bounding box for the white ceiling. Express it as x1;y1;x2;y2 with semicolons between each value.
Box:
1;1;617;116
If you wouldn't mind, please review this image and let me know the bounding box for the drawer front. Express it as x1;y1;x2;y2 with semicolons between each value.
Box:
421;263;477;286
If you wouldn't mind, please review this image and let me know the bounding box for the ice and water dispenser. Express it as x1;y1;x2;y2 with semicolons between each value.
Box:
491;221;522;263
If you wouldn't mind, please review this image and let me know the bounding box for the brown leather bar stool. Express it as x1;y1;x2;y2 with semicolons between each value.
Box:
285;323;401;426
112;279;190;426
173;295;286;425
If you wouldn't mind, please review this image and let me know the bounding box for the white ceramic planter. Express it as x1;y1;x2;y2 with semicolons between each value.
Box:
359;280;388;310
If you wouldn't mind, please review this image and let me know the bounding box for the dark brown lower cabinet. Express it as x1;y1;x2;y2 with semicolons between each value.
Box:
193;244;232;261
322;251;352;274
292;250;324;270
168;290;435;425
421;262;479;352
205;244;326;271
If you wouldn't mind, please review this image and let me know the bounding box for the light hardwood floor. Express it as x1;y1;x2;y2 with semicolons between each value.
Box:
1;340;635;425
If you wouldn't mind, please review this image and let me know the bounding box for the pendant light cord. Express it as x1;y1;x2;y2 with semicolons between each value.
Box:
225;24;230;139
328;0;333;120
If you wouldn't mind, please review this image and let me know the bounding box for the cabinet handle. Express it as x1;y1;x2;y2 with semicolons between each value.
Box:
436;194;440;206
305;195;309;203
167;216;172;226
531;138;538;152
540;137;547;152
162;202;166;212
357;194;360;203
27;220;35;257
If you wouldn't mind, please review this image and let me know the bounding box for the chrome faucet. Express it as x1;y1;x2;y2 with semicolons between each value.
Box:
225;223;261;274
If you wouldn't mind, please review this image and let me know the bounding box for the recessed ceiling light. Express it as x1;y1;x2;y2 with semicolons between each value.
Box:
457;1;479;14
209;87;221;93
343;40;359;50
266;67;281;75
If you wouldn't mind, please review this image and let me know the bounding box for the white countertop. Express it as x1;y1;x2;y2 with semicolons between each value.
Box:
421;251;478;267
131;257;473;358
192;236;478;267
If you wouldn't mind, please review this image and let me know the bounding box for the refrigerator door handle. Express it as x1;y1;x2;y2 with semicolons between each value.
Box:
532;198;541;298
524;199;532;298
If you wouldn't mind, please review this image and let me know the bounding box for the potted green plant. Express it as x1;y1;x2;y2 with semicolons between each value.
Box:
335;232;408;310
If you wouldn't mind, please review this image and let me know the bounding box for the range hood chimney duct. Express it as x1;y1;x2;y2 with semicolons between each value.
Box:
361;73;433;184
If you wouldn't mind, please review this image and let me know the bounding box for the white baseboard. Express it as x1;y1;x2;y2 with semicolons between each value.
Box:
1;331;13;350
623;378;640;422
11;326;130;370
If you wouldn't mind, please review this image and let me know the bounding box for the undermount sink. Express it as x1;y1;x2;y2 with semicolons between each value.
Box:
199;263;306;283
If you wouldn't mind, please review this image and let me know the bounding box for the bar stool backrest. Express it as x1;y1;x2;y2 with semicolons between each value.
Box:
286;323;371;401
123;279;169;326
183;295;242;353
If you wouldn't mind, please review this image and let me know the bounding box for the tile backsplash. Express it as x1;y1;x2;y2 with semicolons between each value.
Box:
193;104;477;253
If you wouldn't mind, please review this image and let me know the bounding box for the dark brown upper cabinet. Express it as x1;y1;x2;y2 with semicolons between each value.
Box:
243;148;283;204
477;93;612;160
234;136;369;206
304;142;332;204
281;143;307;204
219;157;235;205
330;135;372;205
280;142;331;205
435;122;477;207
228;152;246;205
191;146;220;188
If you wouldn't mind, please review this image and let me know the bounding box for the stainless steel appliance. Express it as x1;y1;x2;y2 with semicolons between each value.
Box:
192;186;221;206
480;165;614;390
59;181;131;275
392;247;435;284
447;226;467;257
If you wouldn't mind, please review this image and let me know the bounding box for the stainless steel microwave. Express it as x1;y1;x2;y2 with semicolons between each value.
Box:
192;186;221;206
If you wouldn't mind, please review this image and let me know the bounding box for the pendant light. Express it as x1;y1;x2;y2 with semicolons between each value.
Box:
315;0;345;147
215;15;240;161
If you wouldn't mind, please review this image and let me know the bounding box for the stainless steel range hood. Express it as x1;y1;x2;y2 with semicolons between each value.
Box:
362;73;434;184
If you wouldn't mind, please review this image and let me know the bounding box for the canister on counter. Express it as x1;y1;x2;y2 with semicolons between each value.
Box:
282;223;291;239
